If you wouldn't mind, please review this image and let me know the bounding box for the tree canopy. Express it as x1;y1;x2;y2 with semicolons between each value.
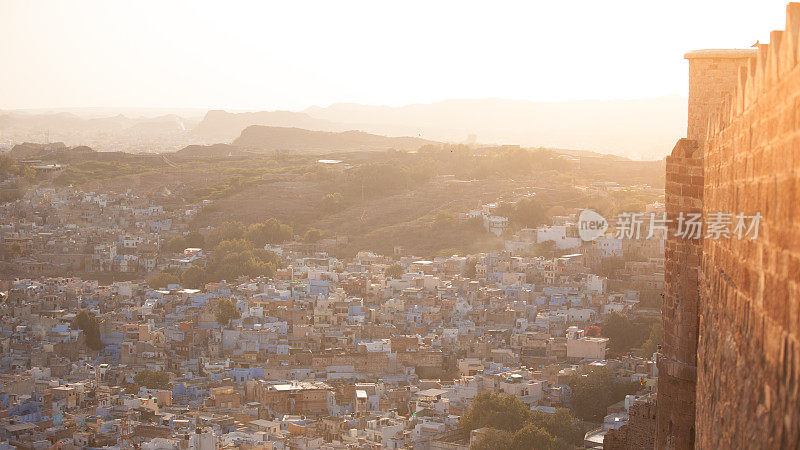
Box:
461;392;531;433
167;231;206;252
303;228;323;243
640;321;663;357
385;263;404;279
215;298;241;326
320;192;344;213
463;258;477;279
460;392;583;449
75;310;103;351
208;239;280;281
244;218;294;246
496;197;549;229
147;272;180;289
180;265;207;289
134;370;171;390
567;366;639;422
602;312;659;355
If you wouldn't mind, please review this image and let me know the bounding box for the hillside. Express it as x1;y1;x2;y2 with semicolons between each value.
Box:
44;143;664;256
173;144;249;158
2;97;685;159
304;97;687;160
191;110;339;142
231;126;436;153
0;111;200;153
9;142;98;159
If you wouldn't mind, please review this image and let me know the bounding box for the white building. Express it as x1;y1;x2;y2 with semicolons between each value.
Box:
188;428;218;450
566;326;608;360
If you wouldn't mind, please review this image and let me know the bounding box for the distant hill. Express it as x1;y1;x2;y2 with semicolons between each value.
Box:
191;110;339;142
2;96;686;159
231;126;437;153
174;143;249;158
0;111;199;153
9;142;68;158
189;97;687;159
304;96;687;160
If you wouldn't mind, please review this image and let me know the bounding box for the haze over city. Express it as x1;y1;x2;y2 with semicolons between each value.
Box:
0;1;792;159
0;2;798;449
0;0;789;110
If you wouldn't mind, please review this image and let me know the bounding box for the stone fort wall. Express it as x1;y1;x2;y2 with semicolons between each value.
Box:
696;4;800;447
657;3;800;449
605;396;657;450
657;138;704;449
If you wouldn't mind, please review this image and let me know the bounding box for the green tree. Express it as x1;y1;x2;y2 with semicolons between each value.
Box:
0;154;15;179
470;428;513;450
8;242;23;258
303;228;323;243
602;312;656;355
463;258;477;279
511;423;561;450
385;263;404;279
165;236;187;253
244;218;293;246
134;370;171;390
512;197;548;228
147;272;180;289
209;242;279;281
460;392;530;433
206;221;245;246
75;310;103;351
567;366;639;422
530;408;584;447
640;321;663;357
463;217;485;234
214;238;254;257
183;231;205;248
215;298;241;326
532;241;558;258
320;192;344;213
633;282;663;309
495;197;548;229
620;200;646;213
180;265;207;289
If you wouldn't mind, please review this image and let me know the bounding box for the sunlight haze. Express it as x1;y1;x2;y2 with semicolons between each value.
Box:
0;0;788;110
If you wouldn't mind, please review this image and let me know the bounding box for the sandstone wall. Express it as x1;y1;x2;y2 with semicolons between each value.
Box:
686;52;757;143
695;3;800;448
605;396;658;450
657;139;703;449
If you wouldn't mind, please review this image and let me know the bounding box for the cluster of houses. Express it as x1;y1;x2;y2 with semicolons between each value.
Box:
0;187;210;275
0;186;665;449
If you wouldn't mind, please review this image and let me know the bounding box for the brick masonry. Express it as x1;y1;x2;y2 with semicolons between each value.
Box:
605;396;658;450
657;3;800;449
697;4;800;447
657;138;704;450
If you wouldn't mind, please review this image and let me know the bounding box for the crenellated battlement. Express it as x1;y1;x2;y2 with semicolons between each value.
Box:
684;49;755;144
703;3;800;139
658;3;800;448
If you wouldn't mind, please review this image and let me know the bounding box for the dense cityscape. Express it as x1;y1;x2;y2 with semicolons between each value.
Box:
0;171;664;449
3;1;800;449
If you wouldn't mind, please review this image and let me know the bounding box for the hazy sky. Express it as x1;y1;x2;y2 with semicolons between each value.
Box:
0;0;790;111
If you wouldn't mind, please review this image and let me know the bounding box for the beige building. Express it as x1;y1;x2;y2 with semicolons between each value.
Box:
565;326;608;361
